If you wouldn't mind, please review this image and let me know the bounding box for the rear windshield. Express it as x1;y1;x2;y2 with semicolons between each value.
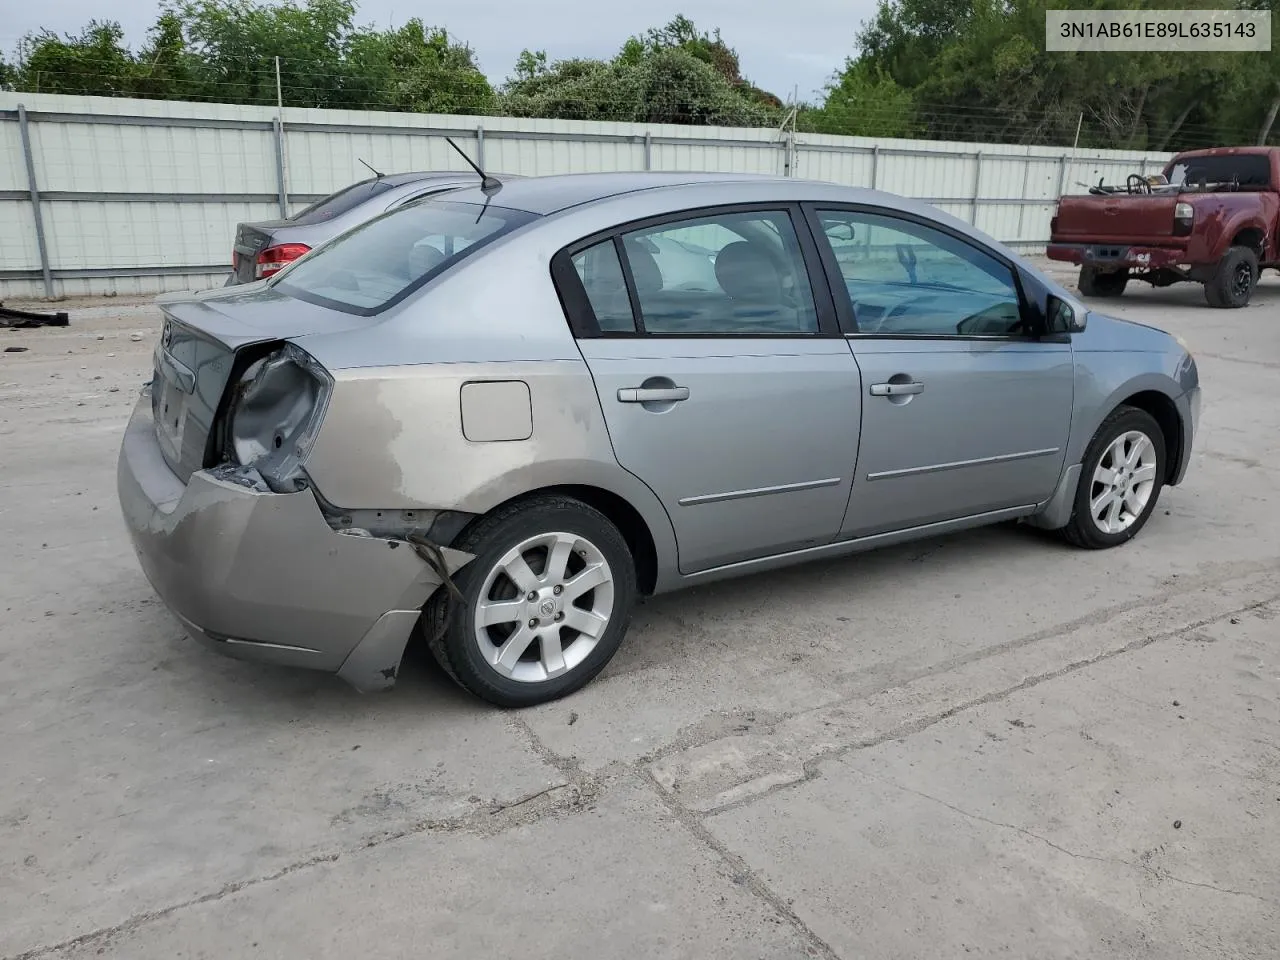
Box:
273;199;537;315
1166;154;1271;189
288;178;398;225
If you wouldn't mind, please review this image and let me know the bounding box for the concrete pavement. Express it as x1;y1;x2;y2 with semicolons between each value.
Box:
1;266;1277;958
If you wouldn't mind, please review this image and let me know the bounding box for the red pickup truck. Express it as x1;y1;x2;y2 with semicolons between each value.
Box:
1048;146;1279;308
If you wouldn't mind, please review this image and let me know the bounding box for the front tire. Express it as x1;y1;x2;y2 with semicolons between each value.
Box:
1204;246;1257;308
1079;266;1128;298
425;495;637;707
1061;405;1166;549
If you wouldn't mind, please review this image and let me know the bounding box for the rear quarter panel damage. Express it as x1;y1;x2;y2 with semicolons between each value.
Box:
303;360;680;572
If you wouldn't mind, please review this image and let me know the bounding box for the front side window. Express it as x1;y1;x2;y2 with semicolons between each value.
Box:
815;209;1024;337
619;210;820;335
274;200;537;315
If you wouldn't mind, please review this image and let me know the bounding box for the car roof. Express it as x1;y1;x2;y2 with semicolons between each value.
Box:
439;172;792;215
1170;147;1279;161
354;170;523;188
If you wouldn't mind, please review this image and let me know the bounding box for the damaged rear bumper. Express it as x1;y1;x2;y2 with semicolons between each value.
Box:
117;389;470;691
1047;243;1187;271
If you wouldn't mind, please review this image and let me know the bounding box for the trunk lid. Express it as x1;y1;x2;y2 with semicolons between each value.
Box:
149;284;374;481
1053;194;1178;242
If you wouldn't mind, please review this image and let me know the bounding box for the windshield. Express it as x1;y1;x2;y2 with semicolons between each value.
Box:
287;178;398;225
273;199;538;315
1166;154;1271;189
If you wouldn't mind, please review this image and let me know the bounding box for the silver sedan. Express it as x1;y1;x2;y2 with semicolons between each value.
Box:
118;172;1200;707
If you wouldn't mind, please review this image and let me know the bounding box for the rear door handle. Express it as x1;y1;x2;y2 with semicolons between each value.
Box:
618;386;690;403
869;381;924;397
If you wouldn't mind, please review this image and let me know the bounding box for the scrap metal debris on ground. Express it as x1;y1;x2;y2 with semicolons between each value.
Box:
1;301;70;329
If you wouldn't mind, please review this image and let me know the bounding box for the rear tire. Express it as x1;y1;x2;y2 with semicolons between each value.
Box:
1203;246;1257;308
424;495;636;708
1079;266;1128;298
1061;405;1166;550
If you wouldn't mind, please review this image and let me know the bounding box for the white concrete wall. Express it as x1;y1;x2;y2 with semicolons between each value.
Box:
0;92;1172;300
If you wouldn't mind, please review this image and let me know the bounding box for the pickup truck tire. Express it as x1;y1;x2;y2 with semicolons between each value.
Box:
1204;246;1258;309
1078;266;1128;298
1061;405;1166;550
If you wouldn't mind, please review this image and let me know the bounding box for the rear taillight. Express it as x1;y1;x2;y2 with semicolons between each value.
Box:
1173;201;1194;237
255;243;311;279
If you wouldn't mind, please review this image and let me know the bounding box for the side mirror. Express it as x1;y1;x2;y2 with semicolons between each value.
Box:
824;222;856;242
1049;295;1086;333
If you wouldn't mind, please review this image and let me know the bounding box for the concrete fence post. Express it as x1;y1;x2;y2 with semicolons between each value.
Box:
970;152;983;225
272;117;288;218
16;104;54;299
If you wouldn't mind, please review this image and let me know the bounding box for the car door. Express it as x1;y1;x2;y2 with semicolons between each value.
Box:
554;205;862;575
806;205;1074;539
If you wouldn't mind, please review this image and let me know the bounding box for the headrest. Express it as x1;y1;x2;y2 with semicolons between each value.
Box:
715;242;782;302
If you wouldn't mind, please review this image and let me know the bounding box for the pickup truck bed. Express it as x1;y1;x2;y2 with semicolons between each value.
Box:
1048;147;1280;308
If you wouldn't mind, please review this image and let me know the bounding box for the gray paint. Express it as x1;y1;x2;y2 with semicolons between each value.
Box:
117;172;1200;689
460;380;533;442
119;392;471;674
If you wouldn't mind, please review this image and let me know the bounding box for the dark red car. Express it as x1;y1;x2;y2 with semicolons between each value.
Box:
1048;146;1280;308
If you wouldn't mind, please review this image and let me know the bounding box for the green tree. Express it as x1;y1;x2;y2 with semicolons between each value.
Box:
166;0;360;106
13;20;140;96
346;20;494;114
801;60;915;137
503;45;776;126
503;16;782;126
132;12;194;100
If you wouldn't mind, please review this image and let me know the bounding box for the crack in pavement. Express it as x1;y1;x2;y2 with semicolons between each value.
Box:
640;557;1280;771
637;768;843;960
1193;351;1280;371
4;777;598;960
697;591;1280;818
10;577;1279;959
870;775;1277;906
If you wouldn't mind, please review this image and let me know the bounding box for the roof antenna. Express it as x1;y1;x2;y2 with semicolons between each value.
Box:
445;136;502;195
357;157;384;179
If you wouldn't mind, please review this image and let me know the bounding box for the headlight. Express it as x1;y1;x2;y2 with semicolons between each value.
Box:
225;342;332;491
1174;334;1193;355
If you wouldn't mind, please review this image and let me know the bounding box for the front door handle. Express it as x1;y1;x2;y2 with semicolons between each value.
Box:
869;381;924;397
618;386;690;403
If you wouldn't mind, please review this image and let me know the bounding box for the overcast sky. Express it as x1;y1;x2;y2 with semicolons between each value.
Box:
0;0;877;102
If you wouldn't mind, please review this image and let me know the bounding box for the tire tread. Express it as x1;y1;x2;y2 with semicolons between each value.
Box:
423;494;635;707
1060;404;1165;550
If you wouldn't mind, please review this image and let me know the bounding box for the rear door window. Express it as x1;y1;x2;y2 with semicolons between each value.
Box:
619;210;821;335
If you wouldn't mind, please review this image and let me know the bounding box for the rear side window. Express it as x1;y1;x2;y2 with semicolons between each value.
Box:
288;178;398;225
572;241;637;333
273;200;537;315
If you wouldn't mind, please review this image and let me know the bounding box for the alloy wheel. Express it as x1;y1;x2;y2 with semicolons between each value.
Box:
473;532;615;683
1089;430;1158;535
